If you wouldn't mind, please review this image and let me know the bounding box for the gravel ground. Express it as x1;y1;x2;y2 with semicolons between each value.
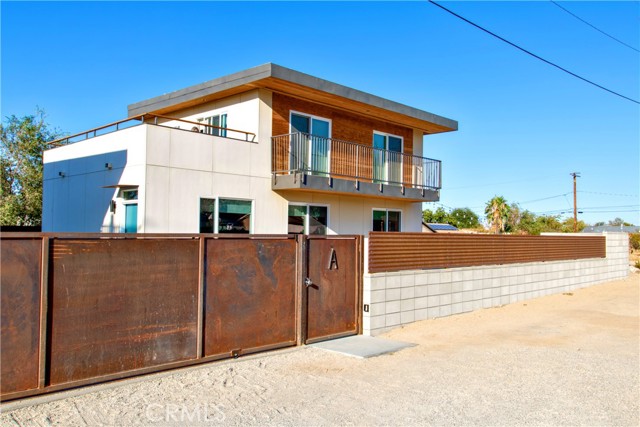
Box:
2;274;638;426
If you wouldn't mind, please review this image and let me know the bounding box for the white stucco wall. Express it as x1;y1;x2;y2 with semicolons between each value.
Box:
362;232;629;336
42;125;147;232
157;90;261;141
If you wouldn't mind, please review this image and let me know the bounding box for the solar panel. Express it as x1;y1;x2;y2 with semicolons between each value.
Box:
426;223;458;231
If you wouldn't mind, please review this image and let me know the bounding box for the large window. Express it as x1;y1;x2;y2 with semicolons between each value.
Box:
373;131;403;184
218;199;251;233
198;113;227;137
372;209;401;232
199;198;252;233
288;204;328;235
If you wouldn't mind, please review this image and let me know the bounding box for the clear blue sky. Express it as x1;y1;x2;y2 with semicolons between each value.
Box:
2;1;638;226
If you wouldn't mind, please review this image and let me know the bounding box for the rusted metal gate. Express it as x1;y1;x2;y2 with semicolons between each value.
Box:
203;237;298;358
303;236;362;344
0;233;361;402
47;238;200;386
0;237;43;397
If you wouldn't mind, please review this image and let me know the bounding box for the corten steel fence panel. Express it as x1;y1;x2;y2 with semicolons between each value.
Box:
48;238;200;385
368;232;606;273
0;237;42;395
306;236;360;344
203;237;298;358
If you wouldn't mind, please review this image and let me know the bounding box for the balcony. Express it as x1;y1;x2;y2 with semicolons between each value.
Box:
271;132;441;202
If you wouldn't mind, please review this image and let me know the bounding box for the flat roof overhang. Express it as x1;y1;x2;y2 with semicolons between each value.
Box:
128;63;458;135
272;174;440;203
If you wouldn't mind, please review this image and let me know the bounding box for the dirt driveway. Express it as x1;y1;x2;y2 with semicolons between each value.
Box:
2;274;638;426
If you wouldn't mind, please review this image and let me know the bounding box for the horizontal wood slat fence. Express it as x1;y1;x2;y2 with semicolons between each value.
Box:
368;232;606;273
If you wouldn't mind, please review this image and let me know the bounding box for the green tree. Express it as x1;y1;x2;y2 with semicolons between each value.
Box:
535;215;563;233
448;207;480;229
1;110;62;226
517;210;541;235
608;217;633;227
561;217;587;233
422;207;448;224
505;203;523;233
484;196;510;234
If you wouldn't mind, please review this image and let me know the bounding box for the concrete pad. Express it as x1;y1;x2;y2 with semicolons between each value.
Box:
309;335;416;359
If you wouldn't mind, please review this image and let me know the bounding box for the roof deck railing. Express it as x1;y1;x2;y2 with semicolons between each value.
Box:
272;132;441;190
48;113;256;147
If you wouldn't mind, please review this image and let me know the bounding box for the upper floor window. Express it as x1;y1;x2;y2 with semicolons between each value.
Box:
373;131;403;153
198;113;227;137
373;209;401;232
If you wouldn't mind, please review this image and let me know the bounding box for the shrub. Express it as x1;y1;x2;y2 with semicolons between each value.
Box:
630;233;640;251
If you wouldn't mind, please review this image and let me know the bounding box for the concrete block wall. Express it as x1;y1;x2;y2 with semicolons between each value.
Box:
362;233;629;336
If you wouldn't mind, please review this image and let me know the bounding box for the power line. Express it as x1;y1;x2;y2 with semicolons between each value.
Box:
427;0;640;105
446;174;563;190
550;1;640;53
578;190;639;198
518;193;571;205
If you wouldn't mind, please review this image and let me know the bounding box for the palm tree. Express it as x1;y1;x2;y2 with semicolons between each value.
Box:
485;196;510;234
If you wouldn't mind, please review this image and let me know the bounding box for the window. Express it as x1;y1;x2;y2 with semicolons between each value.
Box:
373;131;403;184
121;189;138;200
198;113;227;137
373;209;401;232
199;198;252;233
200;198;215;233
288;204;328;235
218;198;251;233
290;112;331;175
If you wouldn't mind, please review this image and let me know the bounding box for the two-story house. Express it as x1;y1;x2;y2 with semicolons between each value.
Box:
42;64;457;234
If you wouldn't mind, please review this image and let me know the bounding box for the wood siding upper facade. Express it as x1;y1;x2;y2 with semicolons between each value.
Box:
272;93;415;155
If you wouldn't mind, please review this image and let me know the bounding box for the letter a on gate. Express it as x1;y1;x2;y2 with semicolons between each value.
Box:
328;247;339;270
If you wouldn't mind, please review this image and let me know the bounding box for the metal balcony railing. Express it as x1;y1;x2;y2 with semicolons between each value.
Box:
48;114;256;147
272;132;442;190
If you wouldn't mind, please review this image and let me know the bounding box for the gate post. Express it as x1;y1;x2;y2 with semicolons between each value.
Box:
39;236;50;389
296;234;308;346
196;236;205;358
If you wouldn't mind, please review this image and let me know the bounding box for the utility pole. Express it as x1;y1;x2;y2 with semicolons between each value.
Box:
570;172;581;232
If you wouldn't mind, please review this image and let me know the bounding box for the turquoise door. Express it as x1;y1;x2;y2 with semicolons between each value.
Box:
125;204;138;233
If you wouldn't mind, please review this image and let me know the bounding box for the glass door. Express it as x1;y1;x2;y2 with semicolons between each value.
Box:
290;114;310;172
124;204;138;233
291;113;330;176
310;118;330;176
373;133;386;183
373;133;403;184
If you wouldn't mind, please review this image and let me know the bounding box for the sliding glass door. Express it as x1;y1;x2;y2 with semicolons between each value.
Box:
291;113;331;176
373;132;403;184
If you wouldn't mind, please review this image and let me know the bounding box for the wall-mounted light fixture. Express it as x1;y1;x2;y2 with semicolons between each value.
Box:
105;163;113;170
58;171;65;178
